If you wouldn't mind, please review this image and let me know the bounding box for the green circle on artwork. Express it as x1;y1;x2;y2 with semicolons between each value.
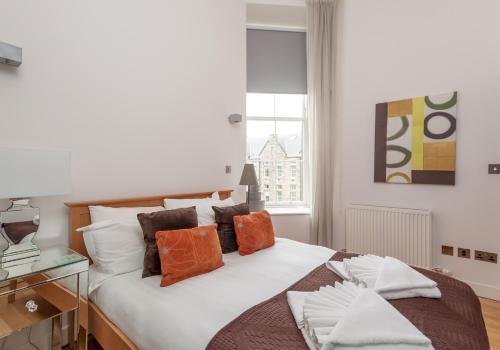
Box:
387;116;409;141
386;145;412;168
425;92;457;110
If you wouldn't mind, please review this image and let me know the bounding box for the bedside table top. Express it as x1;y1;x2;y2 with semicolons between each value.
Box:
0;246;88;283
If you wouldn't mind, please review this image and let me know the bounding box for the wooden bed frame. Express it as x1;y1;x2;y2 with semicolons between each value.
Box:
37;190;233;350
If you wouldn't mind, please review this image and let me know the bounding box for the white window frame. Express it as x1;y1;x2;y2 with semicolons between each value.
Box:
246;93;309;208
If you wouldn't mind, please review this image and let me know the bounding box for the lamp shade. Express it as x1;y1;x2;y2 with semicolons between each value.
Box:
239;163;258;186
0;147;71;199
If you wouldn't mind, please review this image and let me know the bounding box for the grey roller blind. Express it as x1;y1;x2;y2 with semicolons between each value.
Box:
247;29;307;94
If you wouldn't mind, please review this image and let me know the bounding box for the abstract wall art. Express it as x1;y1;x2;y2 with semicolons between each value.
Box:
374;91;457;185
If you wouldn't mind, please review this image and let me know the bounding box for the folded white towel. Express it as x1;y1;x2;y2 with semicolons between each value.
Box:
326;255;441;300
288;283;356;350
321;288;434;350
374;257;441;299
287;291;319;350
287;291;310;329
288;282;434;350
325;261;350;280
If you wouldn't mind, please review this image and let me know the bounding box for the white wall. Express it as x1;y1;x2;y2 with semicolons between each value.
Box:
335;0;500;299
247;3;306;29
272;213;310;243
0;0;247;249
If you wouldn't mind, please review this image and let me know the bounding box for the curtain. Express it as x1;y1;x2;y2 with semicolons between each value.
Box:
306;0;337;248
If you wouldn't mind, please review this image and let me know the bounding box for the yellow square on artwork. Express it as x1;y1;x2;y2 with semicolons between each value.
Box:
387;99;413;117
423;142;456;171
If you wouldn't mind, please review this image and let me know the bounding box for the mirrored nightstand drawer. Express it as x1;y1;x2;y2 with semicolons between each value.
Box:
0;246;88;350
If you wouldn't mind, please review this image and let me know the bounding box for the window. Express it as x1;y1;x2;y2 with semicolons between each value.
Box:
246;93;306;207
277;164;283;177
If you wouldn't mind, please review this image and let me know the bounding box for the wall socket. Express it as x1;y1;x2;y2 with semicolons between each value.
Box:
457;248;470;259
441;245;454;256
475;250;498;263
488;164;500;174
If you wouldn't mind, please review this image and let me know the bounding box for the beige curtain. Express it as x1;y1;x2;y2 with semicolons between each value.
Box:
306;0;337;247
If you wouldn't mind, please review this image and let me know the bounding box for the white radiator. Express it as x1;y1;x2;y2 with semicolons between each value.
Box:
345;204;432;268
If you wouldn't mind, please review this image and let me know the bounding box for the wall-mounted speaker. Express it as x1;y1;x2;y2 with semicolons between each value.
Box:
0;41;22;67
228;114;242;124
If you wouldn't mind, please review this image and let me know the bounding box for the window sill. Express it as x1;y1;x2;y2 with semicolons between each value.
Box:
266;207;311;216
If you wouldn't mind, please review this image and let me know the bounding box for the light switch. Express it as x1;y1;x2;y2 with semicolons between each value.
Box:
225;165;231;174
488;164;500;174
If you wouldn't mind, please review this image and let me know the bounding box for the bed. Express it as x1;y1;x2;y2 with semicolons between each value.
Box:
55;190;488;350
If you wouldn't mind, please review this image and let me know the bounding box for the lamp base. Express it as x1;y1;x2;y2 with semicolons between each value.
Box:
0;198;41;267
246;190;266;212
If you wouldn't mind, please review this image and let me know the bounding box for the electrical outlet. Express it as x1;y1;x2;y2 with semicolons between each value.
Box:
475;250;498;263
488;164;500;174
457;248;470;259
441;245;454;256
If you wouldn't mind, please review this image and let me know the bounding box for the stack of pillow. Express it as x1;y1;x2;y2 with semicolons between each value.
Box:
78;192;275;290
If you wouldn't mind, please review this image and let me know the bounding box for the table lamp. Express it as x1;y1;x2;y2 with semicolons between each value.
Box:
239;164;265;212
0;147;71;267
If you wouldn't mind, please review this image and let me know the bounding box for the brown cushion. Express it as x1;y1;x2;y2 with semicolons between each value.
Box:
212;203;249;253
138;207;198;278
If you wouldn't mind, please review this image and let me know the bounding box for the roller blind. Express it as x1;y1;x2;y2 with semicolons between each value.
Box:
247;29;307;94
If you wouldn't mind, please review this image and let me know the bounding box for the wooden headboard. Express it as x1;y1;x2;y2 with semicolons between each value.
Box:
65;190;233;260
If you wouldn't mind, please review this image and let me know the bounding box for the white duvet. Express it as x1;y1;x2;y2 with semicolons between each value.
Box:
90;238;335;350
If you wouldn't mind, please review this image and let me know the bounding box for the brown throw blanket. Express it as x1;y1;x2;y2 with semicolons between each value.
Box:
207;252;489;350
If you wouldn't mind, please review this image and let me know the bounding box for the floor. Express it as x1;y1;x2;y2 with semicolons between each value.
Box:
481;298;500;349
83;299;500;350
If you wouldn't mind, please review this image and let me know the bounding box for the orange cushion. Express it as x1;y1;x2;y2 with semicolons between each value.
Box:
233;211;275;256
155;224;224;287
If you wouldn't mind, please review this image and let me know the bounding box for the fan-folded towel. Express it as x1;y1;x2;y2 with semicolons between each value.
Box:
287;282;434;350
326;255;441;300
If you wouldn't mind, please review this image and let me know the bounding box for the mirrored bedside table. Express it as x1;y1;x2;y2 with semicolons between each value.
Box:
0;246;89;350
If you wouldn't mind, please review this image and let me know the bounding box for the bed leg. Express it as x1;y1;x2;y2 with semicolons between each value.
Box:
68;310;76;349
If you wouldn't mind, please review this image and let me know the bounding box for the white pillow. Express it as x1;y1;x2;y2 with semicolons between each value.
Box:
89;205;164;225
84;205;163;274
164;197;235;226
77;220;145;275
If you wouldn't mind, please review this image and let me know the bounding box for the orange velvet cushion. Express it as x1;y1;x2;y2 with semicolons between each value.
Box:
155;224;224;287
233;210;275;256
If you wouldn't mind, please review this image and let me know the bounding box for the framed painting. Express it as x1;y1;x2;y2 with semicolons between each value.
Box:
374;91;457;185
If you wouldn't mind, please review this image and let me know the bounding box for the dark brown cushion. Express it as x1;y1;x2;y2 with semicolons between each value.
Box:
138;207;198;278
212;203;249;253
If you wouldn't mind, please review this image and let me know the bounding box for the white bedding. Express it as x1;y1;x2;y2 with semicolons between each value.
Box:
90;238;335;350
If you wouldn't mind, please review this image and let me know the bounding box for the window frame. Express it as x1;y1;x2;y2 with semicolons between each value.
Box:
246;93;309;208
